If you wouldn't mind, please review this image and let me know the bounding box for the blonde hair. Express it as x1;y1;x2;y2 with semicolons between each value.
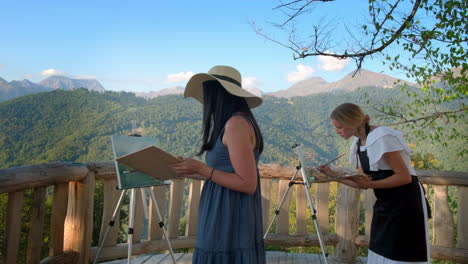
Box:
330;103;370;128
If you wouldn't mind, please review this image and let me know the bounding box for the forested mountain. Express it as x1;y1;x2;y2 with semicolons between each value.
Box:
0;88;466;171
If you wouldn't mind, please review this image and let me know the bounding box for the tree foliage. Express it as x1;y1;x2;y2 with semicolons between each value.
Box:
252;0;467;154
1;88;465;170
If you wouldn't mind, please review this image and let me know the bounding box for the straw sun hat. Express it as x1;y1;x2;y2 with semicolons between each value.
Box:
184;65;262;108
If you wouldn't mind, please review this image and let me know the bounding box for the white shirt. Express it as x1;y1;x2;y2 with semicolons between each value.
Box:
349;126;416;175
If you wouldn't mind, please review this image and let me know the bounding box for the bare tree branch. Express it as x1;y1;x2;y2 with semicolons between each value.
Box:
249;21;299;56
297;0;421;61
387;107;466;126
368;0;402;52
275;0;336;26
256;0;422;72
366;103;409;123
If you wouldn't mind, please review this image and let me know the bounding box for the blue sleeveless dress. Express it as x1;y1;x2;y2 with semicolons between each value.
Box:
192;124;266;264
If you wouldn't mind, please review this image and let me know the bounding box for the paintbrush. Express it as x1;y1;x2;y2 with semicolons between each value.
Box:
318;153;345;167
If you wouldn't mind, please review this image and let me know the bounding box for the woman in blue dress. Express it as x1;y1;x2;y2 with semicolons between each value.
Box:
319;103;431;263
171;65;266;264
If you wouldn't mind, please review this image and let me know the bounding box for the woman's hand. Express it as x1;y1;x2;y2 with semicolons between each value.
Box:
348;174;372;190
171;156;211;180
317;165;335;178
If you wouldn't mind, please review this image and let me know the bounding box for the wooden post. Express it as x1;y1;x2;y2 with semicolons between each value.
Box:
63;172;96;264
168;179;184;238
267;180;278;235
316;183;330;234
3;191;24;264
98;179;121;247
296;183;307;235
457;187;468;249
335;184;360;264
185;179;201;237
49;183;69;256
276;179;292;235
433;185;454;247
26;187;47;264
260;178;271;234
364;189;376;237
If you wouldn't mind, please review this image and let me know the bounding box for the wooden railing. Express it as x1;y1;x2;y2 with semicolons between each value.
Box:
0;162;467;264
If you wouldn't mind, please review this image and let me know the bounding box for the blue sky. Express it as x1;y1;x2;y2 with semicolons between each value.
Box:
0;1;411;93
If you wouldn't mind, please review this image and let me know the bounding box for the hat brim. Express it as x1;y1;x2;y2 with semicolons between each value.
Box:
184;73;262;108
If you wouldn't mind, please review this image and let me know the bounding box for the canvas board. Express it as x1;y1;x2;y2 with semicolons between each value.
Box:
111;135;171;189
116;145;180;181
293;144;360;184
293;144;314;186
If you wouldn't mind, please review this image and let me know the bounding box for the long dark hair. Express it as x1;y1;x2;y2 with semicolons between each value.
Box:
197;80;264;156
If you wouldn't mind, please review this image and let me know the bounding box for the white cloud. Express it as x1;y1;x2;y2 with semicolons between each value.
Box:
242;76;258;89
166;71;194;83
242;76;262;96
318;55;350;71
0;64;5;70
287;64;315;83
40;69;97;80
40;69;67;78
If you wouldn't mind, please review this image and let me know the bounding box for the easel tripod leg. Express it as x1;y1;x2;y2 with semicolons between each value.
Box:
127;188;136;264
93;189;127;264
304;185;329;264
149;189;176;264
263;170;299;239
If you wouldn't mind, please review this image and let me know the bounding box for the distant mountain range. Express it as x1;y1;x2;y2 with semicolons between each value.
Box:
0;78;52;102
134;85;264;99
267;69;415;98
40;76;105;92
0;69;413;102
0;75;104;102
135;86;185;98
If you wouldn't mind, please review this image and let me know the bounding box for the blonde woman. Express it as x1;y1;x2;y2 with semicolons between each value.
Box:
318;103;430;263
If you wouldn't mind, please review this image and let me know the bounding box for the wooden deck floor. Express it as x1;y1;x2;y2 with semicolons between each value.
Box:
101;251;368;264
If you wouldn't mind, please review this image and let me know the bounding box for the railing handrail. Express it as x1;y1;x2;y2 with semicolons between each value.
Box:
1;162;467;264
1;162;467;194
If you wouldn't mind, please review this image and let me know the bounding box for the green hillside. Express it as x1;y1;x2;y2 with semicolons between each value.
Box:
0;88;466;171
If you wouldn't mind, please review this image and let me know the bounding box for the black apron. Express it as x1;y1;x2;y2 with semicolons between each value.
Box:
358;148;429;262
